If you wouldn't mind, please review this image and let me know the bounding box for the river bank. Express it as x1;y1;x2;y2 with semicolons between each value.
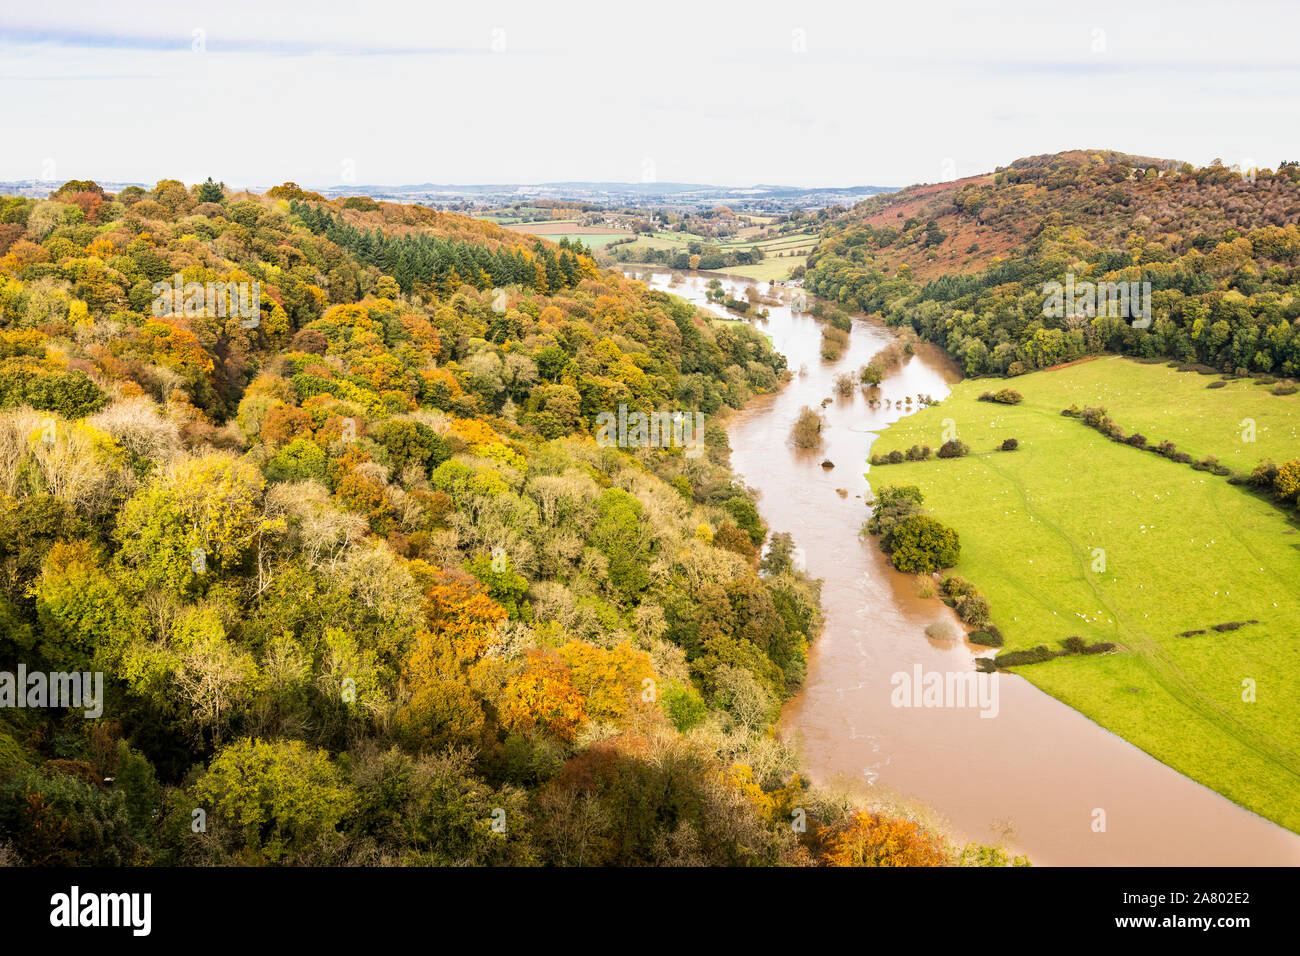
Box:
624;265;1300;866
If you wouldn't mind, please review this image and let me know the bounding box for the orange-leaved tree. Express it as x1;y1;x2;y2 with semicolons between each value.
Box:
820;811;949;867
500;650;587;742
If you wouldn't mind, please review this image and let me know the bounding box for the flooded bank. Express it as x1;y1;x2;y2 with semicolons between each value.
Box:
626;266;1300;866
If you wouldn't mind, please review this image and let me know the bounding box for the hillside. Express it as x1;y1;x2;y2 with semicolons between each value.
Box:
0;178;1022;867
807;151;1300;378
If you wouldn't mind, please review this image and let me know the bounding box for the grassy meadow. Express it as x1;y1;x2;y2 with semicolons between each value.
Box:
867;356;1300;831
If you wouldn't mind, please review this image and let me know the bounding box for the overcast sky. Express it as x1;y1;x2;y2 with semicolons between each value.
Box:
1;0;1297;190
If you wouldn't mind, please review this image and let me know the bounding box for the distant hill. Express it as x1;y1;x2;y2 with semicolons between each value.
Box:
806;150;1300;377
308;181;896;213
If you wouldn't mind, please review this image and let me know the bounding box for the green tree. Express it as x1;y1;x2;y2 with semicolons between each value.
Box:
196;177;225;204
195;738;353;864
887;514;960;573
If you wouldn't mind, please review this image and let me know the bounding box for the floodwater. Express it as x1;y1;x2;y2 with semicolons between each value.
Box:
626;266;1300;866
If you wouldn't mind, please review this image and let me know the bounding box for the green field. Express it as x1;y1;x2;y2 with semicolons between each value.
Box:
868;356;1300;831
516;232;632;249
613;228;812;281
717;255;808;282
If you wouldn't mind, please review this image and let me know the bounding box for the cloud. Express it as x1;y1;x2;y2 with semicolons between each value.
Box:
0;25;479;56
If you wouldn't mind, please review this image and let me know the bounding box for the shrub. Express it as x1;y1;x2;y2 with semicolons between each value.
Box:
1125;433;1147;448
1250;458;1279;488
954;593;991;627
1272;384;1298;396
1000;438;1019;451
1207;380;1226;389
1275;460;1300;503
993;645;1059;667
968;627;1003;647
887;514;960;574
820;326;849;361
939;575;978;600
887;449;904;464
1211;620;1257;632
790;406;823;448
925;620;960;642
937;439;969;459
992;388;1023;405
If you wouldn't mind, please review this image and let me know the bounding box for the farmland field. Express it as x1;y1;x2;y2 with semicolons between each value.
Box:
866;356;1300;832
717;255;808;281
508;232;632;249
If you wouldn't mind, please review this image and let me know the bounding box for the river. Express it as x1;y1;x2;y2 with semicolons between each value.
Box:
625;266;1300;866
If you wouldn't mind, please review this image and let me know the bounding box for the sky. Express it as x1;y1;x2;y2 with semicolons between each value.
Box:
1;0;1297;190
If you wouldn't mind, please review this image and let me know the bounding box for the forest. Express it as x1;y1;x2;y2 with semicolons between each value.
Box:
0;178;1019;866
806;152;1300;378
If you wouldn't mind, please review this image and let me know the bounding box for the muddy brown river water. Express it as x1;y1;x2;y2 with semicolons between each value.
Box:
627;266;1300;866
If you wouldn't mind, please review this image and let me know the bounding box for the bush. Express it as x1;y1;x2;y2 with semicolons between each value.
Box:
992;388;1023;405
1272;384;1298;396
1080;406;1106;427
954;593;991;627
939;575;978;600
968;626;1003;647
1000;438;1019;451
790;406;823;448
937;439;969;459
993;645;1059;667
1207;380;1227;389
1250;458;1279;488
887;515;960;574
925;620;960;642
